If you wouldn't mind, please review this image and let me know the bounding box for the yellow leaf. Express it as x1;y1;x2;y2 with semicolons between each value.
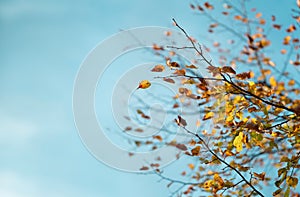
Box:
287;176;298;188
214;174;224;186
138;80;151;89
269;76;277;87
203;111;214;120
233;132;244;152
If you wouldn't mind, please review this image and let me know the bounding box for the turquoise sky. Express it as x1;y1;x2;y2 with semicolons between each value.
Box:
0;0;296;196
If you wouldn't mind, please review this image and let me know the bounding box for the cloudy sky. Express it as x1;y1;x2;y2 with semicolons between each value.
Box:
0;0;296;196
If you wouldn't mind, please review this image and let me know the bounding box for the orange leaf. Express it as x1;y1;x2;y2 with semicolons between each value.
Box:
188;163;195;170
234;15;243;20
153;135;163;142
255;12;262;18
286;25;296;33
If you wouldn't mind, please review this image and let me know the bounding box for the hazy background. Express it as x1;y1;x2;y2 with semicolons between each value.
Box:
0;0;295;196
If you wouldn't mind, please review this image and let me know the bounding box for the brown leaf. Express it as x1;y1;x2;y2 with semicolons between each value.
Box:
197;83;208;91
150;163;160;168
204;2;214;10
197;5;204;11
248;107;257;113
124;126;132;131
221;66;236;74
173;69;186;76
207;65;220;76
151;64;165;72
253;172;265;181
152;44;164;50
173;103;179;108
166;60;180;68
185;64;198;69
163;77;175;84
209;23;218;28
273;24;281;30
135;128;143;132
140;166;149;171
246;34;254;43
153;135;163;142
176;143;188;151
177;115;187;126
141;114;150;119
236;72;251;80
191;146;201;156
286;25;296;33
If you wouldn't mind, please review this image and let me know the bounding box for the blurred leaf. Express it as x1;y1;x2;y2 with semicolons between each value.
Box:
151;64;165;72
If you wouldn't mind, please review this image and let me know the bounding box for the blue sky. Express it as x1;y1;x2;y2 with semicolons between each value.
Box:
0;0;297;196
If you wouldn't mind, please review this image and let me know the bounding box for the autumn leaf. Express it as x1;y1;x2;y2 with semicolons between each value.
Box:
286;25;296;33
163;77;175;84
153;135;163;141
166;60;180;69
203;111;214;120
188;163;195;170
151;64;165;72
124;126;132;131
221;66;236;74
185;64;198;69
137;80;151;89
191;146;201;156
283;36;291;45
269;76;277;87
204;2;214;10
233;132;244;152
287;176;298;187
254;172;266;181
176;143;188;151
176;115;187;126
140;166;149;171
173;69;186;76
152;44;164;50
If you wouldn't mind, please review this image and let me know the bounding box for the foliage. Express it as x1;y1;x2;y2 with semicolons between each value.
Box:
126;0;300;196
